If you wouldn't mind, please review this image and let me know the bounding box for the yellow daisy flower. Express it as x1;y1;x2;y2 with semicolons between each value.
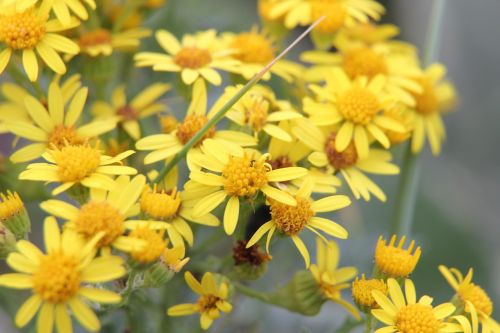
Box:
19;143;137;195
78;27;151;57
371;278;458;333
187;138;308;235
92;83;171;140
451;300;499;333
408;64;457;155
221;27;302;81
352;274;388;310
208;84;303;142
0;6;80;81
292;119;400;201
167;271;233;330
310;238;360;319
3;79;118;163
268;121;341;193
247;178;350;267
301;38;422;107
303;68;405;158
0;216;126;333
138;183;220;250
268;0;384;40
439;266;500;333
40;175;153;254
136;79;256;165
134;29;240;86
375;235;421;278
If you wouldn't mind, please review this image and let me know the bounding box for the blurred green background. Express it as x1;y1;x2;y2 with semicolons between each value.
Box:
1;0;499;332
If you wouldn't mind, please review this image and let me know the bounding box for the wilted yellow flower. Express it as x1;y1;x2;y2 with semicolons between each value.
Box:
0;6;80;81
375;235;421;277
439;266;499;333
372;278;458;333
352;274;387;309
310;238;359;319
247;178;350;267
168;272;232;330
135;29;240;86
161;246;190;273
92;83;170;140
0;217;126;333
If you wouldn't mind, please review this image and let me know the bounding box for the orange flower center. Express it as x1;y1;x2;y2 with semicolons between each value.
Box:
173;47;212;69
310;0;346;34
343;48;389;79
412;78;439;115
269;155;294;170
0;10;46;49
79;28;112;48
230;32;275;64
222;154;269;197
325;133;358;170
338;86;380;125
269;196;313;235
458;283;493;316
140;186;181;220
52;145;101;182
243;97;269;131
352;276;388;308
48;125;86;149
396;304;442;333
176;114;215;145
117;105;139;121
33;251;80;303
198;294;221;313
74;201;124;247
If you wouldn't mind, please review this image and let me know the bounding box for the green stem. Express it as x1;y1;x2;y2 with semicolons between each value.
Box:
364;314;375;333
233;282;271;303
153;17;325;183
389;0;447;236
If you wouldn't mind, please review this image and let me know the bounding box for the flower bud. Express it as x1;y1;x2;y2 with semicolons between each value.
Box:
352;274;388;312
0;191;30;239
0;223;16;259
144;246;189;287
233;240;271;280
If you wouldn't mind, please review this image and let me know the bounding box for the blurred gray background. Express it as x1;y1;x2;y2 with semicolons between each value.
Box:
1;0;499;332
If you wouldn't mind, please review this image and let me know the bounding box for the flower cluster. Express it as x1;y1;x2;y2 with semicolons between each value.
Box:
0;1;495;333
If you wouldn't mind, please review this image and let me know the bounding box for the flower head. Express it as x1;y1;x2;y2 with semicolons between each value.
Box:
247;178;350;267
375;235;421;278
19;143;137;195
0;191;30;239
309;238;359;319
135;29;240;86
439;266;499;332
371;278;458;333
92;83;170;140
78;27;151;57
168;271;232;330
352;274;387;310
0;217;126;333
0;6;80;81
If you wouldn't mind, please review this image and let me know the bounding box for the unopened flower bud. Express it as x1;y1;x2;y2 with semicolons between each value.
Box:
0;191;30;239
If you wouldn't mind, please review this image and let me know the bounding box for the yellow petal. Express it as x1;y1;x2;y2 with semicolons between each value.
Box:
36;42;66;74
335;122;354;152
44;216;61;253
6;253;38;274
55;304;72;333
37;303;54;333
291;235;310;268
310;195;351;212
69;298;100;332
184;271;203;294
266;167;307;182
261;184;296;206
15;294;41;327
79;288;122;304
167;303;197;316
0;273;33;289
246;221;274;248
22;49;38;81
223;196;239;235
308;217;348;239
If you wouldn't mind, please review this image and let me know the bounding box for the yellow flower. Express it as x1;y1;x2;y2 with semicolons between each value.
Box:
247;178;350;267
268;0;384;37
40;175;151;253
168;271;232;330
334;23;401;47
0;191;30;239
309;238;359;319
187;137;308;235
451;300;499;333
303;68;405;158
371;278;458;333
129;224;167;264
0;82;31;133
302;40;422;107
222;27;302;81
0;6;80;81
78;27;151;57
92;83;170;140
138;183;220;250
293;119;400;201
209;84;302;142
0;217;126;333
19;143;137;195
135;29;240;86
4;78;118;163
136;79;256;165
439;266;499;333
408;64;457;155
375;235;421;278
161;246;190;273
352;274;388;310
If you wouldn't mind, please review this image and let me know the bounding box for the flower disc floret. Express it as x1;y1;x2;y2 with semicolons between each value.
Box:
0;10;46;49
395;304;441;333
32;251;80;303
53;145;101;182
338;87;380;125
325;133;358;169
140;186;181;220
0;191;24;220
47;125;85;148
176;114;215;145
352;275;387;308
269;197;313;235
375;235;421;277
74;201;125;247
222;153;269;197
174;47;212;69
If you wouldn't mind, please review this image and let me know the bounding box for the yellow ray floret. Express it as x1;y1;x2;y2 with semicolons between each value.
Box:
0;216;126;333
